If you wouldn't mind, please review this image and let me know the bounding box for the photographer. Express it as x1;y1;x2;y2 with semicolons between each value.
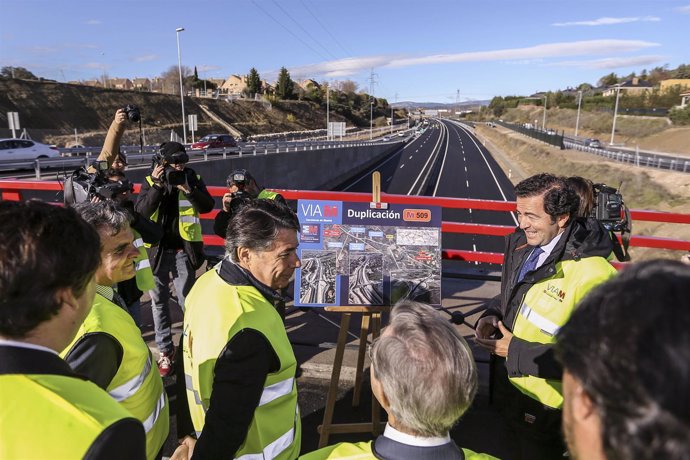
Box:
135;141;214;377
213;169;286;238
86;108;131;173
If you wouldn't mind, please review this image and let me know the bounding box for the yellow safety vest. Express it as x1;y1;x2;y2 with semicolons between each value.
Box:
145;175;203;242
183;269;301;460
132;229;155;291
61;293;169;460
298;441;499;459
510;256;616;408
0;372;139;459
257;189;279;200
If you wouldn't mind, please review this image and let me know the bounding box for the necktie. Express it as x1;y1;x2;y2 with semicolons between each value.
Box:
517;246;544;283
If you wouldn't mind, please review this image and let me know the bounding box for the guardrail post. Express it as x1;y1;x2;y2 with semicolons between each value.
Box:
34;159;41;180
204;151;208;161
684;161;689;173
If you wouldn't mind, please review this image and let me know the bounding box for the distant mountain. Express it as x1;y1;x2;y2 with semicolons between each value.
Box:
392;100;490;110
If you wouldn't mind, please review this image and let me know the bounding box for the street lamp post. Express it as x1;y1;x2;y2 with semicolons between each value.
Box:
610;84;621;146
325;82;330;141
176;27;187;145
575;91;582;137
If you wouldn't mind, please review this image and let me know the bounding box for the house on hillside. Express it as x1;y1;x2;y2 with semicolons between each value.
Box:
107;78;134;90
660;79;690;93
132;78;151;90
602;77;653;96
299;79;321;90
220;75;246;95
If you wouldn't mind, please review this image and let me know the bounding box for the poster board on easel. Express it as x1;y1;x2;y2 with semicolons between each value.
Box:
294;172;443;446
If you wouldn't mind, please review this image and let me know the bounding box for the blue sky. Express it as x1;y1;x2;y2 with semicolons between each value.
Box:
1;0;688;103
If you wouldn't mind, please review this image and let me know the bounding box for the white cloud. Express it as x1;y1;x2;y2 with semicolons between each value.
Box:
287;39;659;78
85;20;101;25
552;16;660;26
546;55;666;69
675;5;690;13
198;65;221;72
133;54;158;62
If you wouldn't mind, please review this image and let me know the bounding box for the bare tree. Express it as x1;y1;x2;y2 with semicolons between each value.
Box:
160;65;192;94
340;80;358;94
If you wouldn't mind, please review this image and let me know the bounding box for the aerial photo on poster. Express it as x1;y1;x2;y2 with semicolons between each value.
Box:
295;200;442;307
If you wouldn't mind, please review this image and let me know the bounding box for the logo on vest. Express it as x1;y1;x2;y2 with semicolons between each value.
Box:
544;283;566;302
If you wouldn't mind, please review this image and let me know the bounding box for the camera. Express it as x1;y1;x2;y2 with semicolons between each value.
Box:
228;189;253;214
151;152;189;186
64;160;133;204
591;183;630;233
122;104;141;123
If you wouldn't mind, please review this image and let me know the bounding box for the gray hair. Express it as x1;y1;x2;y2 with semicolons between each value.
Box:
225;199;299;262
73;201;132;237
371;300;478;437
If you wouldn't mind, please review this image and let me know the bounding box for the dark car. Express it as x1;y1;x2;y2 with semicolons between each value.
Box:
191;134;237;150
584;138;602;149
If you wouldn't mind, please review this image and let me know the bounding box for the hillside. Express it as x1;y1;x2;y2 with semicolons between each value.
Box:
498;106;690;155
0;79;380;146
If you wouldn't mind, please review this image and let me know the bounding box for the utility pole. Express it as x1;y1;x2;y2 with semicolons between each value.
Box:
391;92;398;135
542;95;547;130
368;69;378;140
610;84;621;145
575;90;583;137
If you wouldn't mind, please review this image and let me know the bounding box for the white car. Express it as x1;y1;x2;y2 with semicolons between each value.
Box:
0;139;61;161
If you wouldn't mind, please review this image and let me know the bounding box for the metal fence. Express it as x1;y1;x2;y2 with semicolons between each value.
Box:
563;141;690;173
495;121;565;149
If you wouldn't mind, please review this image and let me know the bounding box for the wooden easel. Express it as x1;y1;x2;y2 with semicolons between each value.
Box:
317;172;389;448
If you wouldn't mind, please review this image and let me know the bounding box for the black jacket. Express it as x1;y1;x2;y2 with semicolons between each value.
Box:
483;217;613;379
135;167;215;270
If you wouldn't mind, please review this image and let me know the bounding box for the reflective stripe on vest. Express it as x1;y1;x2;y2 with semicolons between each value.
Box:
142;392;167;433
132;230;155;291
259;377;294;406
519;305;560;337
510;257;617;409
183;269;301;460
61;293;170;460
109;353;152;401
257;190;279;200
144;175;203;243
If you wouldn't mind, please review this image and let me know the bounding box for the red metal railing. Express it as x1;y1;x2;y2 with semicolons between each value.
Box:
2;181;689;262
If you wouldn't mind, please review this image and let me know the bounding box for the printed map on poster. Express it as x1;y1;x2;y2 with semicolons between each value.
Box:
295;200;442;307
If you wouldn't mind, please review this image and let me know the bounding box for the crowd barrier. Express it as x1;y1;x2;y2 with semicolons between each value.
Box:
1;180;688;269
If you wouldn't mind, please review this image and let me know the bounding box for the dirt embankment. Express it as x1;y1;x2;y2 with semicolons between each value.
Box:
500;106;690;155
0;78;350;146
474;124;690;261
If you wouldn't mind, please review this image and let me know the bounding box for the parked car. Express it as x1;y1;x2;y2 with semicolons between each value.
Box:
0;138;60;161
584;138;602;148
546;129;556;135
191;134;237;151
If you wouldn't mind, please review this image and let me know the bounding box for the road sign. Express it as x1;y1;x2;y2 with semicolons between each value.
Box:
187;114;198;131
7;112;20;138
328;122;346;139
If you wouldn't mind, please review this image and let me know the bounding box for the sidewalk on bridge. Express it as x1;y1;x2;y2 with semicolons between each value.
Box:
143;265;513;459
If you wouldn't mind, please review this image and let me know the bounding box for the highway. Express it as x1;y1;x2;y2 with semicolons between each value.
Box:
337;119;518;259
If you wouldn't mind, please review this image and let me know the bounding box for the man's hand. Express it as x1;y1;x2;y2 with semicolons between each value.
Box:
222;192;233;212
176;175;192;194
475;321;514;358
475;315;499;339
114;108;127;126
170;436;196;460
89;195;102;203
151;164;165;182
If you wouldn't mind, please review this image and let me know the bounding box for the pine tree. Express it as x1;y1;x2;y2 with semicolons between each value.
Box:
246;68;262;96
194;66;199;81
275;67;294;100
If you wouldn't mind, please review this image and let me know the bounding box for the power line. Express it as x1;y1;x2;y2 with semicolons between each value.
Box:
271;0;339;61
300;0;354;58
250;0;330;62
